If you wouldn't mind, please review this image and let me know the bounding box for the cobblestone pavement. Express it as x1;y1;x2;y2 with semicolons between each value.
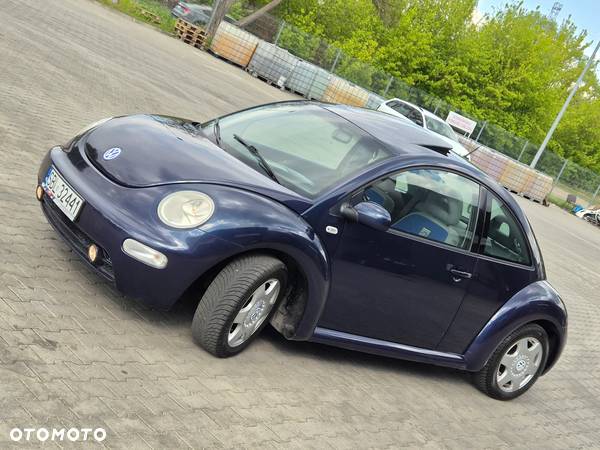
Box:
1;0;599;448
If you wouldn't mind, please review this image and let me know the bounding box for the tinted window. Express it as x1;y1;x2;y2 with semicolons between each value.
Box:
405;108;424;126
482;196;531;265
213;104;393;198
364;169;480;250
425;116;458;141
389;102;422;125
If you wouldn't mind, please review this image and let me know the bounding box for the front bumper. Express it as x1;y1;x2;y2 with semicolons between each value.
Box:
41;195;116;283
37;145;239;309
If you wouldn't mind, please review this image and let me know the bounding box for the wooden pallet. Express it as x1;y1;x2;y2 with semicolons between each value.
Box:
140;8;161;24
175;19;206;48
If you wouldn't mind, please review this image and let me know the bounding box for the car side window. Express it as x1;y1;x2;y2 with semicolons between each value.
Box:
363;169;480;250
405;109;424;126
389;102;412;117
482;196;531;265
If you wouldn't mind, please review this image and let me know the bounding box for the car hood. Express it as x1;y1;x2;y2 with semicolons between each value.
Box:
82;115;312;212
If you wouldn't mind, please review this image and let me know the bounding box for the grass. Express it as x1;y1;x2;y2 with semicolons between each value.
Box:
98;0;177;34
546;193;574;212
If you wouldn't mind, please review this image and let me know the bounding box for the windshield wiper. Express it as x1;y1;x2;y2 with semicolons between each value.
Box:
233;134;280;184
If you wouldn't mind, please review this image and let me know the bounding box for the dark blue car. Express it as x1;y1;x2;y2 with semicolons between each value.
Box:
37;101;567;400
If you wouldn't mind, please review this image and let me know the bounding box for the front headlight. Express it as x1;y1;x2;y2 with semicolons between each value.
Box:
157;191;215;229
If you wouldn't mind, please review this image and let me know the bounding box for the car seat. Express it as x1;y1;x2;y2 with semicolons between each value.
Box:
364;179;397;213
392;189;463;246
485;213;528;263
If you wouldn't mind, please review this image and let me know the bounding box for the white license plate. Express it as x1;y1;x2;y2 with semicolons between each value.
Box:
42;166;84;221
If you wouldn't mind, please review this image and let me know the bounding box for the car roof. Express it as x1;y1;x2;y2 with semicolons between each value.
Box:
220;100;482;183
186;4;235;20
184;3;210;10
321;103;453;155
421;109;445;121
388;98;449;122
388;98;423;112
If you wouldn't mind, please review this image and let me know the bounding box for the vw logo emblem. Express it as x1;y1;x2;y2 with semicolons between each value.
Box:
103;147;122;160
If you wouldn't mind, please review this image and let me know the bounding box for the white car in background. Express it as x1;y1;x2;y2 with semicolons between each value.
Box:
378;98;471;159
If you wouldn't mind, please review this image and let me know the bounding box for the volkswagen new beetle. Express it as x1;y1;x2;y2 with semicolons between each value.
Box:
37;101;567;400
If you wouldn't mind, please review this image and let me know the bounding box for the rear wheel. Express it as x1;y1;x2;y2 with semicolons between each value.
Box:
473;324;548;400
192;255;287;357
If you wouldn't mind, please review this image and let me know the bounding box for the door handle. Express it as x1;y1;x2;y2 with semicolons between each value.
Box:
448;267;473;281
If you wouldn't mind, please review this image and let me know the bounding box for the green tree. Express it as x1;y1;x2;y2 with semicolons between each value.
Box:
272;0;599;172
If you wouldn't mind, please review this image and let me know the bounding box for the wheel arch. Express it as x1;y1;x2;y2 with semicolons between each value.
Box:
183;242;329;341
170;184;332;340
531;319;563;374
463;281;567;373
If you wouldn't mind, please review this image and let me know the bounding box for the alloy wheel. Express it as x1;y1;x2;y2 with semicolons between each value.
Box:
227;279;280;347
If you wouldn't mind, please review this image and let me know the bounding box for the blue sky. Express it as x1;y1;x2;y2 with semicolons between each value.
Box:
477;0;599;55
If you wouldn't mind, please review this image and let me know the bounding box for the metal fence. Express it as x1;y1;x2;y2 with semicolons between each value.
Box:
172;1;600;206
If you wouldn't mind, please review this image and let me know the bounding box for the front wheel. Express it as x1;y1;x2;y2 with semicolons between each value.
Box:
192;254;287;357
473;324;549;400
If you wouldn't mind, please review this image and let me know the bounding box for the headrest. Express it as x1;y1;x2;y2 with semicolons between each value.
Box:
416;189;462;226
489;214;514;248
490;214;510;233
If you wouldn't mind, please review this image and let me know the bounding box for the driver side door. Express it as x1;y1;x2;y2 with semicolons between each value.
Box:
319;168;483;349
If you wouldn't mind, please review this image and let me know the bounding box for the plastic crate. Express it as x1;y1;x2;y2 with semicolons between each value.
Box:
322;75;369;107
247;41;300;86
285;60;331;100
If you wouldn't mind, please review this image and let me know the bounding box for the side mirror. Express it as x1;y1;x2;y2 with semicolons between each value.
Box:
340;201;391;231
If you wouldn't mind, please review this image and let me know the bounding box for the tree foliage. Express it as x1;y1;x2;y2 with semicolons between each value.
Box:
271;0;599;173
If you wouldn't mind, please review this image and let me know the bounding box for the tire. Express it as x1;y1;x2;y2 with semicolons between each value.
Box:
473;324;549;400
192;254;287;357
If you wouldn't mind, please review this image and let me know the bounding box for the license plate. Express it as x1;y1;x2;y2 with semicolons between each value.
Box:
42;166;84;221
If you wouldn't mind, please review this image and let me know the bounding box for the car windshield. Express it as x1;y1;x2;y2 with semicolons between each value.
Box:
425;116;458;141
208;103;393;198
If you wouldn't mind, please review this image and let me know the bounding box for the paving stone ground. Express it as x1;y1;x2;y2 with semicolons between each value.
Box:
1;0;599;448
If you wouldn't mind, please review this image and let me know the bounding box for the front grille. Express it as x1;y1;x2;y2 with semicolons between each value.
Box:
41;197;115;283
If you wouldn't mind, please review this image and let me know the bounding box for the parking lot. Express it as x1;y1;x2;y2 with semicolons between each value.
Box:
1;0;599;448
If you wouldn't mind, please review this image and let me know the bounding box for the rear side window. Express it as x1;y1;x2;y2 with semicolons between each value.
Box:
482;196;531;266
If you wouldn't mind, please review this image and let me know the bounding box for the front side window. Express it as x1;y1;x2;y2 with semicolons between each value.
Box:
210;104;393;198
425;116;458;142
363;168;480;250
482;196;531;265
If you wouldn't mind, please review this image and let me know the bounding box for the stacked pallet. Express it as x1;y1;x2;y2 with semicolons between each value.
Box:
247;41;299;86
175;19;206;49
322;75;369;107
210;22;260;67
470;146;553;202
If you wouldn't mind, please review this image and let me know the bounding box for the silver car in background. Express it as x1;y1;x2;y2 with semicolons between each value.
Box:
378;98;471;159
171;2;235;26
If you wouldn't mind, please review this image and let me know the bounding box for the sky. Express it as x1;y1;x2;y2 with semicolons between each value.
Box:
477;0;599;56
